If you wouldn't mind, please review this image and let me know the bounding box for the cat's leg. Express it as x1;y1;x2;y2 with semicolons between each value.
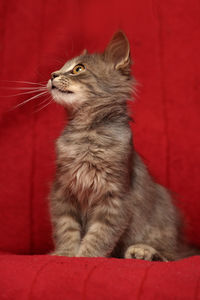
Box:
50;208;81;257
49;183;81;257
124;244;168;261
76;196;129;257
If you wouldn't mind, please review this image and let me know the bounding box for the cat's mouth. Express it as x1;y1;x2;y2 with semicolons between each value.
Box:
52;85;74;94
47;80;74;94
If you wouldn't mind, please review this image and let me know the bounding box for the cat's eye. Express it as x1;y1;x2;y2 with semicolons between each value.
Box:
72;64;85;75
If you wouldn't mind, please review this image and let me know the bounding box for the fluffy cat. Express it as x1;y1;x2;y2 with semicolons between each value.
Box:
47;31;198;261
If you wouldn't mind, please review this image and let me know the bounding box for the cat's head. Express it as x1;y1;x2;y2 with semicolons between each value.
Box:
47;31;133;109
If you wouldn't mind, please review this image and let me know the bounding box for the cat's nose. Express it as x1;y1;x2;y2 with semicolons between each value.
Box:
51;72;60;80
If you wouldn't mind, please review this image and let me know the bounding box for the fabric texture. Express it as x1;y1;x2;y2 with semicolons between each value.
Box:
0;0;200;299
1;254;200;300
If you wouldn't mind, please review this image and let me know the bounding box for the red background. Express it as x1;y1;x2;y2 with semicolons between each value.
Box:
1;1;200;299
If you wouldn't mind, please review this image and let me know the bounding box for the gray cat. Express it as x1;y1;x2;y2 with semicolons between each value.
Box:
47;31;198;261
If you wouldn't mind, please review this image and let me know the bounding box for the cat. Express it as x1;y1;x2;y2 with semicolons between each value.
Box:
47;31;199;261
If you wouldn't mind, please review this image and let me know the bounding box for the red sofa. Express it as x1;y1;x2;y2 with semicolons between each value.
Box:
0;0;200;299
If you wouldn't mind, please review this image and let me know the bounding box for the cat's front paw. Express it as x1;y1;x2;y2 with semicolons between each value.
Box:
124;244;168;262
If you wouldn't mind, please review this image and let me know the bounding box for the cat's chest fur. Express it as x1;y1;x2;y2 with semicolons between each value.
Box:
56;123;132;205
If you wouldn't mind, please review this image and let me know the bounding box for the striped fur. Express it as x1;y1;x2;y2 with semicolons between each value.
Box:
48;31;197;261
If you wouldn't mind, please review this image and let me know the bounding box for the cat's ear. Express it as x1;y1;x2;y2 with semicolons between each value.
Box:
81;49;88;56
104;31;131;70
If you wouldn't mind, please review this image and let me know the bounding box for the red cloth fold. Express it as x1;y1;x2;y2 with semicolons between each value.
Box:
1;254;200;300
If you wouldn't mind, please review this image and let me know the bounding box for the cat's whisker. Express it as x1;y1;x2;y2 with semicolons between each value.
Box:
36;95;52;107
3;88;48;98
1;86;47;90
11;91;48;110
35;97;53;113
1;80;47;86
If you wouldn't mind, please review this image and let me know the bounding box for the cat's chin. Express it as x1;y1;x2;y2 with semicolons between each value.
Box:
51;89;81;109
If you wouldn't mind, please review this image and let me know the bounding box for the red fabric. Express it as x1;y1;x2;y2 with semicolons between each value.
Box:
1;254;200;300
0;0;200;299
